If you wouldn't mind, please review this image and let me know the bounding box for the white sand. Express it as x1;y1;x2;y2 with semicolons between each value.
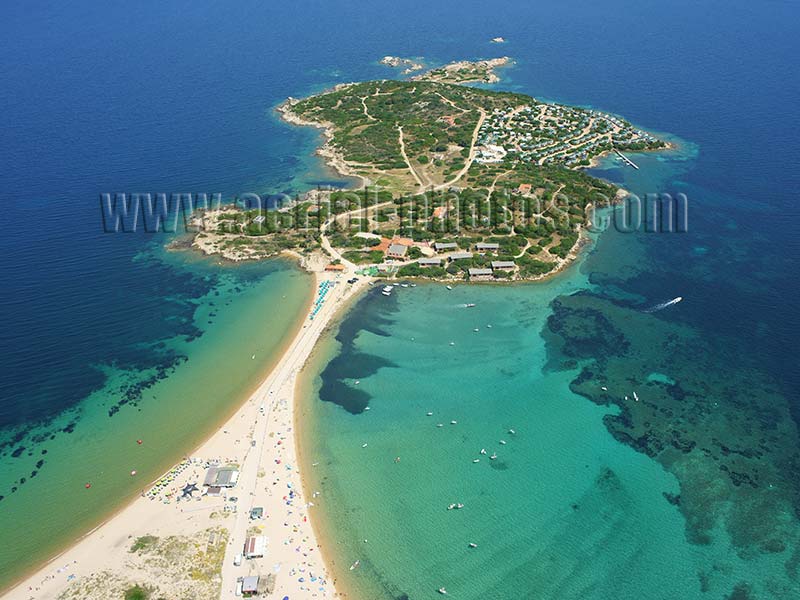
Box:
3;269;371;600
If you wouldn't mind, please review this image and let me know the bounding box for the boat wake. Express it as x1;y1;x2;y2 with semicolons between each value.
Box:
643;296;683;313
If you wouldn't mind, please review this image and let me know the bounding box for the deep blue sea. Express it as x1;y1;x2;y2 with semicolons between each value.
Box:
1;0;799;596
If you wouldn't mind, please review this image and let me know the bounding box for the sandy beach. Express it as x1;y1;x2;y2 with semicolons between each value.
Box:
3;267;371;600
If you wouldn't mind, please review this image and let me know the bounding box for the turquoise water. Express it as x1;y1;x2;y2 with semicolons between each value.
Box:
299;143;800;598
3;0;800;596
0;248;312;587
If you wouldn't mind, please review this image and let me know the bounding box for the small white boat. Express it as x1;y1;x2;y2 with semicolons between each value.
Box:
633;391;640;402
361;443;368;448
350;560;360;571
499;440;506;445
490;453;497;460
465;303;476;308
447;503;457;510
437;423;444;428
410;283;417;287
473;459;480;463
450;420;457;425
601;386;608;391
251;354;256;360
468;543;478;548
381;291;391;296
449;342;455;346
456;503;464;509
426;411;433;416
486;324;492;328
508;428;515;435
401;283;409;288
355;380;360;385
480;448;487;455
438;588;448;595
473;328;480;332
446;285;453;290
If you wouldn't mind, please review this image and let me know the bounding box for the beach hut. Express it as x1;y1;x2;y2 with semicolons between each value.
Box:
491;260;516;270
434;242;458;252
475;242;500;252
468;268;494;281
242;575;259;595
418;258;442;267
244;535;268;559
203;466;240;488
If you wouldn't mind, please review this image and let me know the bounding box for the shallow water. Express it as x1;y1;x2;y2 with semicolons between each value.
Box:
0;251;311;587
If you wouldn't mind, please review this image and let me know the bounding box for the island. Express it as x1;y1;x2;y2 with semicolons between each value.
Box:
190;58;667;283
379;55;425;74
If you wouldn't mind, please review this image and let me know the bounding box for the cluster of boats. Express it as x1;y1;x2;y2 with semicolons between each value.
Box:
380;282;416;296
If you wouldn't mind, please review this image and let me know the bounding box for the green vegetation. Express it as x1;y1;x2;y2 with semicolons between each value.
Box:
192;61;667;280
123;585;150;600
130;535;159;553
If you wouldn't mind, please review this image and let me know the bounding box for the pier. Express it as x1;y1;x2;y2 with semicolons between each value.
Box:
614;148;640;169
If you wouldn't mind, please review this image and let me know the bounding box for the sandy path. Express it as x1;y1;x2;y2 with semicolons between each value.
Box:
435;108;486;190
396;125;426;189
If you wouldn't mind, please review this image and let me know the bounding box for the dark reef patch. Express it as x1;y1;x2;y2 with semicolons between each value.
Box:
542;290;800;583
317;287;400;414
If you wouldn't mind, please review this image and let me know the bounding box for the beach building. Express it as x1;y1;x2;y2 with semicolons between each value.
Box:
448;252;473;261
324;263;346;272
244;535;267;559
242;575;260;595
386;243;408;259
434;242;458;252
468;268;494;281
475;242;500;252
203;466;239;488
491;260;516;270
418;258;442;267
249;506;264;520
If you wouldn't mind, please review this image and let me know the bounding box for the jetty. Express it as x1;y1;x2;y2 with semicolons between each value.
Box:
614;148;640;169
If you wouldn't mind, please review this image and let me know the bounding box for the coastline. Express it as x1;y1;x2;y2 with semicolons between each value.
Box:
7;68;679;599
1;263;369;600
293;283;371;600
277;99;370;190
